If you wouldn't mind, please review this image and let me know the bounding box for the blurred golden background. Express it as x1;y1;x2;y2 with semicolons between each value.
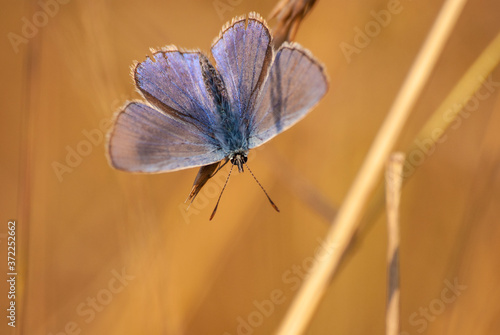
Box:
1;0;499;334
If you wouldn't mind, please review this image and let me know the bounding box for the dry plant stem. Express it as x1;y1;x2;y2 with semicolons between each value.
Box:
361;31;500;236
269;0;317;48
385;153;405;335
405;31;500;156
276;0;468;334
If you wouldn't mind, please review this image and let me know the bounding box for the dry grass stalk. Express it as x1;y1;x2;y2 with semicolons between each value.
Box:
276;0;468;333
404;32;500;160
360;31;500;239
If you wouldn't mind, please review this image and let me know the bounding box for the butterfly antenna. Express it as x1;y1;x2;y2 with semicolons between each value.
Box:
244;163;280;213
209;164;234;220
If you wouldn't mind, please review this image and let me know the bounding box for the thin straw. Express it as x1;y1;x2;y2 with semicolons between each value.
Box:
385;153;405;335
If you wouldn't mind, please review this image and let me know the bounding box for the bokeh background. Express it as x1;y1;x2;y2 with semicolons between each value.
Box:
1;0;500;334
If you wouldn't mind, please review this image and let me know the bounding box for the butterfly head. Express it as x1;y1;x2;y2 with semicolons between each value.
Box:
229;152;248;173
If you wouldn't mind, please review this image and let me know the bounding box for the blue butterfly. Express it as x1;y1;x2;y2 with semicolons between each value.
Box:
107;12;328;219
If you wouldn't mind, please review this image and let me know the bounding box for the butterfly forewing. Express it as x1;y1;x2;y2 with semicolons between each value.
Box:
211;13;273;124
135;49;219;132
